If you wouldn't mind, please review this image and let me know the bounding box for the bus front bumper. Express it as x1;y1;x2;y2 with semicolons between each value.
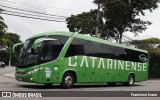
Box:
15;67;42;83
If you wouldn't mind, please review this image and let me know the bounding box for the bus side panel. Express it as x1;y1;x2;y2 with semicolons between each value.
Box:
134;62;148;82
59;56;85;83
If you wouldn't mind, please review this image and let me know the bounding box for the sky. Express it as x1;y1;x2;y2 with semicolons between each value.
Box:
1;0;160;42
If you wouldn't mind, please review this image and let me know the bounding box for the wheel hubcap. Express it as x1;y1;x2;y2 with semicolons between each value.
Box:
129;77;134;85
65;76;72;86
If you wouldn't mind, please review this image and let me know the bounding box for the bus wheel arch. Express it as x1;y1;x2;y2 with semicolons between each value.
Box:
124;73;135;86
60;70;77;89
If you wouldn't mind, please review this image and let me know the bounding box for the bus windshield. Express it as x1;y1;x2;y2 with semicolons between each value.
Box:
17;35;69;68
17;39;38;68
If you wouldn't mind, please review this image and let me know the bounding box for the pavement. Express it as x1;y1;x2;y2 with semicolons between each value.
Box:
0;66;15;78
0;66;160;100
0;66;15;77
3;72;15;78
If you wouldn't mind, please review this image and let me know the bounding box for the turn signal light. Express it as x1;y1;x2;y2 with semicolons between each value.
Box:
55;76;58;80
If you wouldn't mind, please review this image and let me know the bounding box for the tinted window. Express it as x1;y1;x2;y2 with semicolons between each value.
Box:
65;38;85;57
65;38;148;63
38;36;69;64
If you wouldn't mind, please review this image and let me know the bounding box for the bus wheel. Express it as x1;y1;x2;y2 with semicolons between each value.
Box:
61;73;75;89
124;74;135;86
107;82;116;86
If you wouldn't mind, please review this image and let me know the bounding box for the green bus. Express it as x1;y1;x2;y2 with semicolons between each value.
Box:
13;32;148;88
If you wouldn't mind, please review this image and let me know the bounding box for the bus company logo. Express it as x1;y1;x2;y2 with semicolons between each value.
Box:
69;56;147;71
2;92;11;97
139;54;148;62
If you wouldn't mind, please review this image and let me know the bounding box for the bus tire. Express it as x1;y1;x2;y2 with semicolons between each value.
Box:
61;73;75;89
107;82;116;86
123;74;135;86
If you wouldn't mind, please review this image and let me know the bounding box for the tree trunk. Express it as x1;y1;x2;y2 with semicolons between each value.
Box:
119;33;123;44
95;3;100;37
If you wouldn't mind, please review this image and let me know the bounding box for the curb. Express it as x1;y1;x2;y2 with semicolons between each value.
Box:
3;72;15;79
143;80;160;83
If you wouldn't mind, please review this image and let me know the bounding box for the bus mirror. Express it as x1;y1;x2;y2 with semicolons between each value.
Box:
12;43;23;59
12;43;23;54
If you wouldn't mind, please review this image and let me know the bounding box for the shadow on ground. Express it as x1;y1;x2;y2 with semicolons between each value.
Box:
17;83;143;89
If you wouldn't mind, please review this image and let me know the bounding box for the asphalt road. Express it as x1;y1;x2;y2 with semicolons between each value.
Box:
0;74;160;100
0;74;160;91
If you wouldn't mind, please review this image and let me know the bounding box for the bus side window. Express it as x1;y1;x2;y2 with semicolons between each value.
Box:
39;42;65;64
39;44;52;64
65;42;85;57
39;42;58;64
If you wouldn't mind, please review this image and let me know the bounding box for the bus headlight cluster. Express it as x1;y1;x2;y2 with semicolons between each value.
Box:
27;67;44;75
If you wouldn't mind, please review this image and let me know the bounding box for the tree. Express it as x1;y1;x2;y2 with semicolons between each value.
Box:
0;50;9;63
0;32;22;65
0;8;8;45
4;32;22;47
0;8;22;65
67;10;101;36
131;38;160;62
98;0;159;43
0;8;7;37
66;10;116;40
5;33;22;65
66;0;160;43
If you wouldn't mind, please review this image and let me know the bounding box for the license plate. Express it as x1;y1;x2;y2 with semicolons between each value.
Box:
18;78;23;81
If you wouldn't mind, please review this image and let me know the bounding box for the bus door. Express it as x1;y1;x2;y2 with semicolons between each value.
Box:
33;38;58;83
37;41;55;83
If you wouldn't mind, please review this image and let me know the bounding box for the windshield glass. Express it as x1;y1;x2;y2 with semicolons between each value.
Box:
17;35;69;68
17;39;38;67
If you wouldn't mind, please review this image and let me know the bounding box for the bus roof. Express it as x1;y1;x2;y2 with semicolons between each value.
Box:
29;31;147;53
